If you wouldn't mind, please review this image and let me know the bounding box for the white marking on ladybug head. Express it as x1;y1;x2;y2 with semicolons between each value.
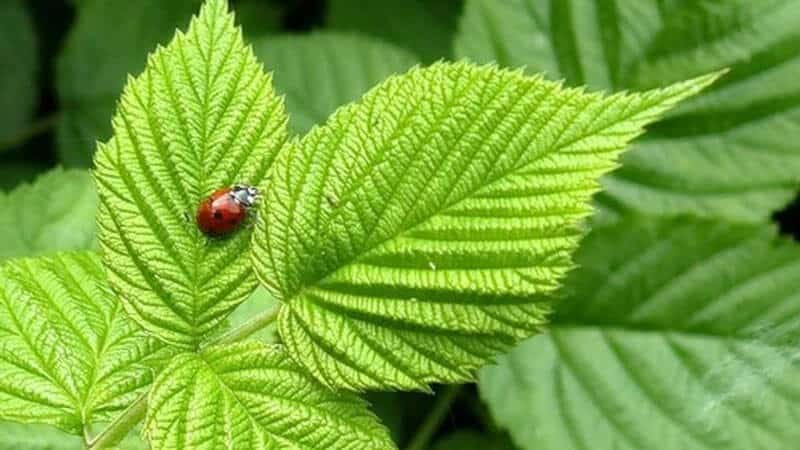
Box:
231;184;260;208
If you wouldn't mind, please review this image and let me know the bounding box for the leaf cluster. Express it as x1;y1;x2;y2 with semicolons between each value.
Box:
1;0;798;449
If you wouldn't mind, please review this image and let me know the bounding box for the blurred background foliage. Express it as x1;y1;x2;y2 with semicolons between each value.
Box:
2;0;800;449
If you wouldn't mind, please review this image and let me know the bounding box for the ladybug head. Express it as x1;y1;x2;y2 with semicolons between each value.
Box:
231;184;260;208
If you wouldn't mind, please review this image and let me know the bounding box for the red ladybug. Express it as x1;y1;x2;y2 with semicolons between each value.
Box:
196;184;259;237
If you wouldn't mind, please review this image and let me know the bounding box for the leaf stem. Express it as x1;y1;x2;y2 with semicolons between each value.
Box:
88;395;147;449
205;304;281;347
405;385;461;450
89;304;281;449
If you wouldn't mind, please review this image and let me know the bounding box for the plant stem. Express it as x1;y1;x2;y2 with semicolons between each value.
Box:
88;305;281;449
88;395;147;450
405;385;461;450
205;304;281;348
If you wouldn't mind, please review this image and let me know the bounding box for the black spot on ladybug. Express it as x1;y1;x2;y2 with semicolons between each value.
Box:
213;211;223;220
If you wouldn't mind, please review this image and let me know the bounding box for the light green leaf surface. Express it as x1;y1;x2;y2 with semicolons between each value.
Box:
94;0;288;348
252;61;718;391
253;32;420;135
0;168;96;262
144;342;395;450
0;0;38;150
455;0;800;222
57;0;201;166
0;421;82;449
480;218;800;450
326;0;462;62
0;252;170;435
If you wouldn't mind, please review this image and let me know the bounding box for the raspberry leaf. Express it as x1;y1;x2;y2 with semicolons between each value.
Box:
0;252;170;435
252;61;720;391
94;0;288;348
144;342;394;450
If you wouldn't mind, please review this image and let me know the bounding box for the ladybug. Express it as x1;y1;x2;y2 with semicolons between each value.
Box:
195;184;259;237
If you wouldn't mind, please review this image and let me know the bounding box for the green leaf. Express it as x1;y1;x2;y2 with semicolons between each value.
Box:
326;0;462;62
480;218;800;450
251;61;719;391
144;342;395;450
455;0;800;222
0;168;97;262
232;0;285;36
432;431;516;450
0;0;38;150
57;0;201;166
94;0;288;348
0;252;170;435
253;32;420;135
0;421;82;449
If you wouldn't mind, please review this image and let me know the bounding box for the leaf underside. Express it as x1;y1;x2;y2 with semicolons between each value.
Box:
252;60;719;391
94;0;288;348
0;168;97;262
0;252;170;435
455;0;800;222
253;32;420;135
145;342;394;450
56;0;201;166
480;218;800;450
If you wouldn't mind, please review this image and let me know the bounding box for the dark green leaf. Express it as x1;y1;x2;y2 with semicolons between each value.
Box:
327;0;462;62
0;0;38;151
455;0;800;222
56;0;200;166
253;32;419;135
480;217;800;450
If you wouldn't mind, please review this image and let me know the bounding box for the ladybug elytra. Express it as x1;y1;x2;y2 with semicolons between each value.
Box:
196;184;259;237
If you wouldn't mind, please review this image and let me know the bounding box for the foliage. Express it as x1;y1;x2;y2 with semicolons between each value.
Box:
0;0;37;150
480;217;800;449
455;0;800;223
0;0;798;449
0;169;96;261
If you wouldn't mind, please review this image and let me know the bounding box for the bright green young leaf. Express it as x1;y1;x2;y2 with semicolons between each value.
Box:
57;0;200;166
252;61;719;391
253;32;420;135
0;168;96;262
94;0;288;348
144;342;395;450
0;0;38;150
480;218;800;450
455;0;800;222
0;252;170;435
